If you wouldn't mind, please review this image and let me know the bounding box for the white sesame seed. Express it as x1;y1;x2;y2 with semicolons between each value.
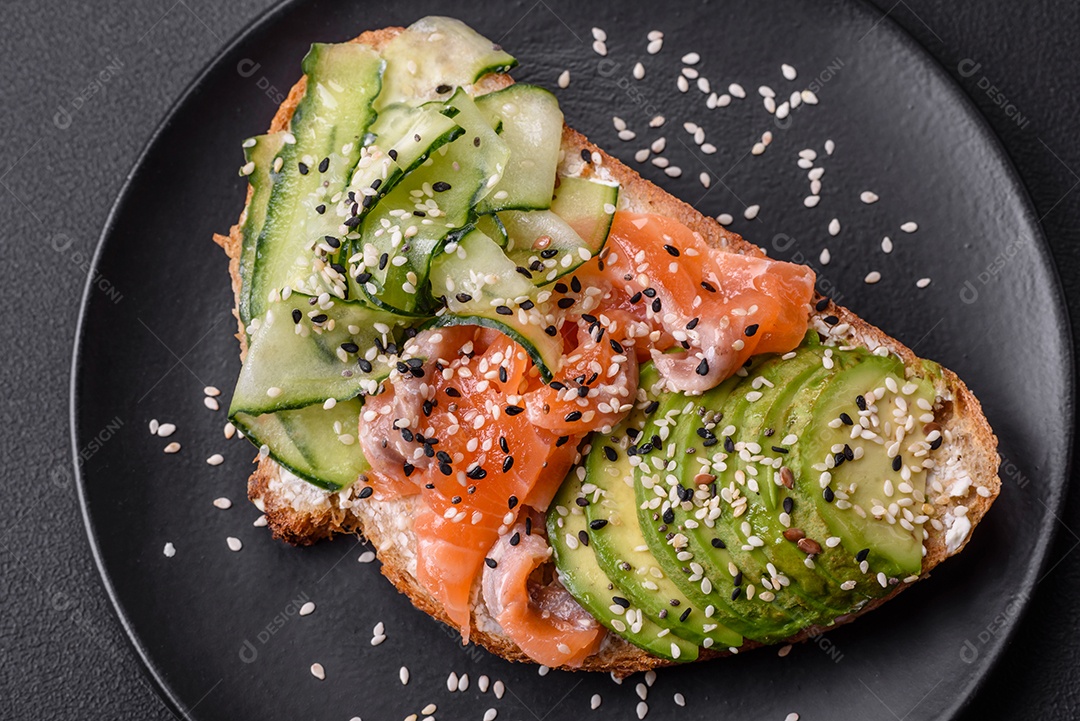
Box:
310;663;325;680
882;236;894;253
701;143;717;154
819;248;831;265
647;39;663;54
213;497;232;509
764;97;776;113
157;423;176;437
901;221;919;233
636;702;649;719
649;115;665;127
697;77;710;93
825;139;835;155
592;39;607;56
163;542;176;558
729;83;746;98
370;634;386;646
633;62;645;80
422;704;438;715
223;421;236;439
778;644;793;657
149;419;159;435
782;63;797;80
860;190;879;204
558;70;570;88
664;166;682;178
636;682;648;700
804;195;821;208
239;162;255;176
478;675;490;692
253;514;267;527
207;454;224;466
618;129;637;141
744;205;760;220
358;550;376;563
752;142;766;156
299;601;315;616
674;692;686;706
785;714;800;721
718;213;734;226
682;67;698;80
699;172;711;188
204;396;220;411
400;666;410;685
493;680;505;699
828;218;840;236
865;271;882;284
483;710;497;721
647;30;663;41
758;85;775;98
226;537;242;551
801;90;819;104
591;694;602;710
775;101;790;119
916;277;932;288
682;52;700;64
447;672;459;692
266;386;282;398
613;116;627;131
677;75;689;92
634;148;650;163
204;385;221;397
163;442;181;454
591;27;606;41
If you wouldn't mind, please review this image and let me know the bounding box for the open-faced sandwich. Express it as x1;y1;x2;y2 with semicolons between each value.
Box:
214;17;1000;673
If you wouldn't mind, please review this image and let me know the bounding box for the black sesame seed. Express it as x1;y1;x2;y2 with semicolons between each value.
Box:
701;281;717;293
505;405;524;416
485;557;497;569
644;400;660;415
695;358;710;376
610;339;624;354
744;324;759;337
589;519;609;530
311;314;328;324
580;149;591;163
291;309;302;324
892;455;903;472
824;315;840;326
432;181;451;193
856;395;867;411
839;412;853;426
510;532;521;546
466;465;487;480
772;446;789;454
544;325;558;336
556;435;570;447
388;148;398;161
711;538;726;549
603;446;618;462
662;508;675;524
815;297;830;312
297;162;309;175
341;342;359;353
823;487;835;503
612;596;630;608
575;496;590;507
664;244;680;257
357;358;373;373
357;485;374;499
540;248;558;259
651;298;662;312
686;317;700;330
502;456;514;472
318;157;330;173
315;204;326;214
495;305;513;315
856;548;870;562
731;587;742;601
439;462;453;476
436;84;452;94
456;293;474;303
565;410;583;422
783;497;794;514
557;298;575;309
570;276;582;293
679;607;692;622
508;496;519;510
578;530;590;547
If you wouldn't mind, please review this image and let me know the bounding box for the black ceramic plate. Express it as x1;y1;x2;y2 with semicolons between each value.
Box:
72;0;1073;719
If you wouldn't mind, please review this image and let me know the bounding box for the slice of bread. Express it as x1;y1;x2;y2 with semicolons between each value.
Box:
213;27;1000;674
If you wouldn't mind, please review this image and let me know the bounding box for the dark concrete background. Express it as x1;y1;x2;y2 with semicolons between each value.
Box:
1;0;1077;718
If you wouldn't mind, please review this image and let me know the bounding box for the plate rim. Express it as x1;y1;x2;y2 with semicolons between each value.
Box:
69;0;1076;718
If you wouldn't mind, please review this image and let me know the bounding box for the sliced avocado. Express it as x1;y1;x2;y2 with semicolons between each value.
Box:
548;471;699;662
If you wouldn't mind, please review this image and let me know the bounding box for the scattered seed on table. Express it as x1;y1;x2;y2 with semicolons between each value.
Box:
785;715;800;721
253;514;268;527
825;139;835;154
400;666;410;685
682;52;700;64
882;236;894;253
648;29;663;41
647;38;663;54
163;542;176;558
223;421;236;439
778;644;793;657
164;442;181;454
447;672;459;692
591;694;602;710
782;63;797;80
636;701;649;719
764;96;776;113
797;158;814;169
652;156;669;168
865;271;882;284
558;70;570;88
715;94;731;108
591;27;606;41
310;663;325;680
538;666;549;676
860;190;879;204
776;101;790;119
422;704;437;715
729;82;746;98
633;62;645;80
820;248;831;265
227;537;242;551
493;680;505;699
634;148;650;163
828;218;841;236
359;550;376;563
618;129;636;141
592;39;607;56
699;172;711;188
744;205;760;220
149;419;159;435
645;670;656;686
158;423;176;437
718;213;734;225
810;179;822;195
650;137;666;153
478;675;490;693
483;710;497;721
636;682;648;700
916;277;932;288
701;142;717;154
804;195;821;208
674;692;686;706
697;77;710;93
759;85;776;98
901;221;919;233
664;166;682;178
204;396;220;411
459;673;470;691
207;454;224;466
204;386;220;397
370;634;386;646
752;142;766;156
613;116;627;131
677;75;689;92
801;90;819;104
649;115;665;127
213;497;232;509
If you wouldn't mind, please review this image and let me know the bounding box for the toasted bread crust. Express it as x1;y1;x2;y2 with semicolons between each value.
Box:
214;26;1000;674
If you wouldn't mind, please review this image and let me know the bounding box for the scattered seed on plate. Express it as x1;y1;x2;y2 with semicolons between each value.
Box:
459;673;470;691
618;129;637;141
213;497;232;509
592;39;607;56
538;665;549;676
493;680;505;699
718;213;734;226
649;115;665;127
865;271;882;284
478;675;490;693
300;601;316;616
785;715;800;721
804;195;821;208
633;62;645;80
359;550;376;563
483;710;497;721
310;663;325;680
801;90;819;104
682;52;700;64
901;221;919;233
157;423;177;437
916;277;932;288
447;672;459;692
149;419;159;435
204;396;220;411
253;514;268;527
400;666;410;685
164;442;181;454
782;63;797;80
634;148;650;163
591;694;603;710
204;385;220;397
664;166;682;178
825;139;835;154
674;692;686;706
227;537;242;551
860;190;879;204
650;137;666;153
759;85;775;98
729;83;746;98
636;683;648;700
647;38;663;54
207;454;224;466
699;172;711;188
828;218;841;236
223;421;236;439
778;644;793;657
591;27;606;41
636;701;648;719
820;248;831;265
558;70;570;88
882;236;894;253
677;75;689;92
163;542;176;558
744;205;760;220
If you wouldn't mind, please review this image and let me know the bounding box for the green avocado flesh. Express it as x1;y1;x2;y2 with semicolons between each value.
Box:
548;335;942;657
